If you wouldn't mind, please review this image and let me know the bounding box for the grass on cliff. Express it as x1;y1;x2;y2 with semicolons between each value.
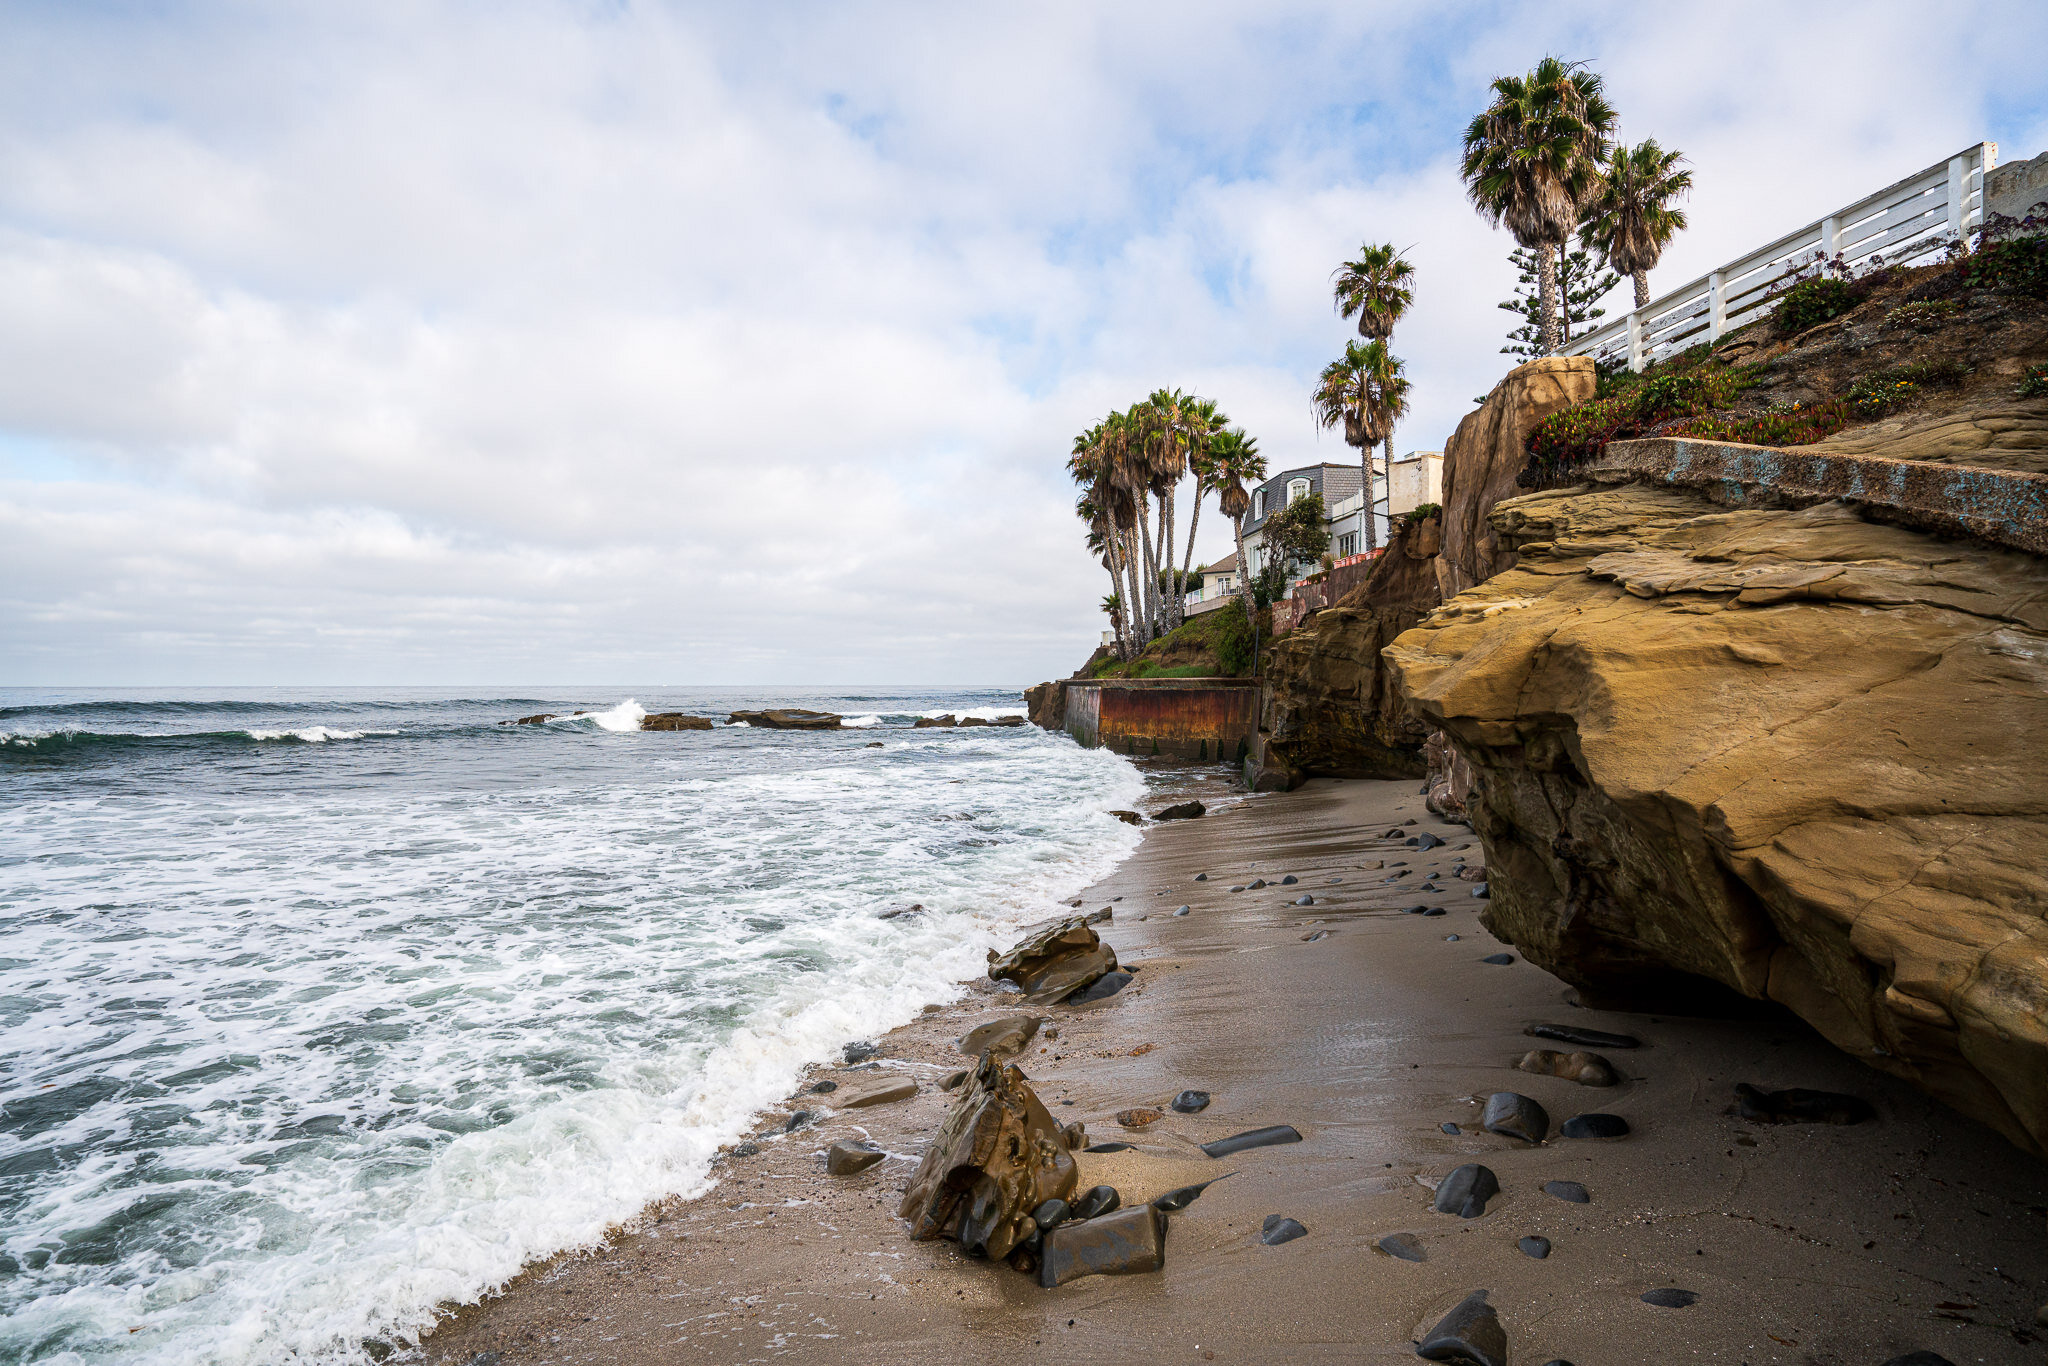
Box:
1091;599;1259;679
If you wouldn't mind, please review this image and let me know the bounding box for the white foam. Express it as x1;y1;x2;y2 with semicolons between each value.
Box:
919;705;1026;722
244;726;370;742
842;714;883;728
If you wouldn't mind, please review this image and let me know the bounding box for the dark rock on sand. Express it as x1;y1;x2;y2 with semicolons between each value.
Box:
843;1041;880;1064
1518;1235;1552;1259
1030;1198;1071;1230
1640;1288;1698;1308
1481;1092;1550;1144
987;916;1117;1004
1200;1125;1302;1158
810;1080;838;1093
826;1140;885;1176
1527;1023;1640;1050
1260;1215;1308;1245
1154;801;1206;821
1482;953;1515;965
729;1142;760;1158
1416;1289;1507;1366
1543;1180;1590;1203
1037;1204;1167;1287
1280;875;1298;885
1109;810;1142;825
1403;905;1429;915
939;1069;969;1091
1560;1113;1631;1139
1440;1122;1461;1135
1067;970;1133;1004
1171;1090;1210;1113
1882;1354;1959;1366
1152;1177;1227;1212
1294;895;1316;906
641;712;715;730
1416;832;1442;850
899;1054;1077;1261
1377;1232;1428;1263
1115;1107;1164;1129
1070;1185;1121;1220
959;1015;1040;1058
840;1076;918;1108
1247;878;1268;890
1432;1164;1499;1217
1194;873;1208;881
1230;885;1246;893
1734;1084;1876;1126
729;709;842;730
1172;906;1190;917
1517;1049;1619;1087
1082;1142;1132;1154
1423;908;1447;917
783;1110;815;1132
1471;883;1490;898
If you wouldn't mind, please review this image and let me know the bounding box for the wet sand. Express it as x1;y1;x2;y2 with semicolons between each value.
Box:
415;778;2047;1365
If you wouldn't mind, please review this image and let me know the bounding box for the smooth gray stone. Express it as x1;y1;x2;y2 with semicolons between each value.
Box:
825;1140;884;1176
1194;873;1208;881
1432;1164;1499;1217
1445;934;1461;941
1173;905;1191;916
1423;908;1447;917
1416;832;1442;850
959;1015;1039;1057
1640;1288;1697;1308
1082;1142;1132;1153
1036;1204;1167;1287
1527;1023;1640;1049
1200;1125;1302;1158
1070;1184;1121;1220
1230;885;1246;893
1377;1232;1427;1262
1171;1089;1210;1113
1518;1235;1551;1259
1030;1198;1071;1230
1543;1180;1590;1203
1440;1122;1461;1135
1482;1092;1550;1144
1561;1113;1630;1139
1472;883;1490;898
1281;875;1298;885
1294;895;1315;906
1481;953;1515;966
1260;1215;1307;1245
1415;1289;1507;1366
1066;970;1132;1004
1152;1175;1228;1212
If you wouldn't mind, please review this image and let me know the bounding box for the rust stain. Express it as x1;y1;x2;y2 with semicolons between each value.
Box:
1063;681;1257;763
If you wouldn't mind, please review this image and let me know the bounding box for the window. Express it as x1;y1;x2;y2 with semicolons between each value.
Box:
1287;478;1311;504
1253;488;1266;519
1337;533;1357;558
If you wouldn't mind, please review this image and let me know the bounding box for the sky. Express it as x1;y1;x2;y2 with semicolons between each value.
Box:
2;1;2044;687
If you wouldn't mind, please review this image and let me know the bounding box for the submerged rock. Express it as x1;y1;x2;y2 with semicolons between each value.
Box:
1377;1232;1428;1263
1481;1092;1550;1144
826;1140;885;1176
1560;1113;1630;1139
1526;1023;1640;1050
1734;1084;1875;1126
728;709;842;730
1109;810;1142;825
1416;1289;1508;1366
898;1054;1078;1261
641;712;715;730
1037;1204;1167;1287
1260;1215;1307;1245
1200;1125;1302;1158
987;916;1118;1005
1432;1164;1499;1217
1517;1049;1619;1087
959;1015;1040;1058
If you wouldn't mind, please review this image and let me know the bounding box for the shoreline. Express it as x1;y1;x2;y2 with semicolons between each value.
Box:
416;776;2048;1365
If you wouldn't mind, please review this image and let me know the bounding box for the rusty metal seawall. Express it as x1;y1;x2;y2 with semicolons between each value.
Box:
1061;678;1260;763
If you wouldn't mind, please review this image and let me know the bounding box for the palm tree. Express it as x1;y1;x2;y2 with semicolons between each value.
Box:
1139;390;1191;634
1460;56;1617;355
1311;340;1410;556
1072;425;1145;657
1100;592;1123;639
1579;138;1691;309
1103;407;1161;645
1173;396;1228;631
1207;427;1266;621
1332;243;1417;523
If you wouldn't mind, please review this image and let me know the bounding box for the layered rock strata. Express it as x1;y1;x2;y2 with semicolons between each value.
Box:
1385;482;2048;1154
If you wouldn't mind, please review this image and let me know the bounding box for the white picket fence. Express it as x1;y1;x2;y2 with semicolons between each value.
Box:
1567;142;1997;372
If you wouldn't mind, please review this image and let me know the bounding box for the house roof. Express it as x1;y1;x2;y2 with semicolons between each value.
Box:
1200;552;1240;574
1243;463;1366;533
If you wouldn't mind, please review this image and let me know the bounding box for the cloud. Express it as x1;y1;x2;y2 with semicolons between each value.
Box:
1;0;2043;684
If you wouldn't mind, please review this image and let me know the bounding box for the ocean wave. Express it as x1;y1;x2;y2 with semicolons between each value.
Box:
920;705;1027;722
842;714;884;728
3;726;399;752
245;726;388;742
540;699;647;733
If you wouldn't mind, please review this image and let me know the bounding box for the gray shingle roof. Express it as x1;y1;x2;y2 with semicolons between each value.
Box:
1242;463;1366;533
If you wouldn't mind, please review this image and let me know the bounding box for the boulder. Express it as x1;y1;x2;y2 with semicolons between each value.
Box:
987;916;1117;1004
1036;1204;1168;1287
729;709;842;729
1025;681;1067;731
1153;801;1206;821
1480;1091;1550;1144
826;1140;885;1176
640;712;714;731
1416;1289;1508;1366
839;1076;919;1108
914;715;957;728
899;1054;1078;1261
504;713;556;725
1432;1163;1499;1217
959;1015;1040;1058
1109;810;1143;825
1387;483;2048;1155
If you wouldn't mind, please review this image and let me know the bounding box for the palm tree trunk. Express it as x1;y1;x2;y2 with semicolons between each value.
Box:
1232;516;1254;623
1133;502;1160;644
1179;488;1203;618
1103;551;1130;659
1537;243;1562;355
1160;486;1180;631
1360;443;1376;556
1119;526;1147;650
1632;269;1650;310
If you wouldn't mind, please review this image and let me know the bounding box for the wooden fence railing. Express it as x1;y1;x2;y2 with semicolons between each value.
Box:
1567;142;1996;372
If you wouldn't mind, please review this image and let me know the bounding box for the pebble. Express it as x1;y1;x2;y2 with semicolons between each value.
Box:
1416;833;1442;850
810;1080;838;1093
784;1110;815;1132
1280;874;1298;885
1153;1176;1227;1212
1423;908;1446;917
1481;1092;1550;1145
1294;895;1315;906
1518;1235;1551;1259
1259;1215;1308;1245
1640;1288;1697;1308
1560;1113;1631;1139
1301;930;1328;942
1481;953;1515;965
1116;1107;1164;1128
1172;906;1190;916
1082;1142;1132;1153
1377;1232;1428;1262
729;1142;760;1158
1445;934;1460;941
1733;1083;1875;1126
1527;1023;1641;1050
1200;1125;1303;1158
1543;1180;1590;1204
1193;873;1208;881
1171;1090;1211;1113
825;1140;885;1176
1471;883;1490;898
1230;885;1246;893
1440;1122;1461;1135
1069;1184;1121;1220
1416;1289;1507;1366
1882;1354;1959;1366
1404;905;1430;915
1432;1163;1499;1217
1247;878;1267;890
842;1041;880;1064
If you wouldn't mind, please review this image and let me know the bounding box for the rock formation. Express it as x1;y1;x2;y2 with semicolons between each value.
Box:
898;1053;1078;1261
1385;481;2048;1155
1024;681;1065;731
987;915;1117;1004
641;712;713;731
728;709;842;730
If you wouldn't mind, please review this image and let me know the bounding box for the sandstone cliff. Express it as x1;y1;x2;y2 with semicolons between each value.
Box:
1384;483;2048;1155
1436;355;1596;596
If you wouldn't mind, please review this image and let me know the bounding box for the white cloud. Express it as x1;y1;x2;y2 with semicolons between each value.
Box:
1;0;2043;684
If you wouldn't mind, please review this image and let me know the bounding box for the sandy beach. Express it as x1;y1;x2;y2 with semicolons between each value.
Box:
416;777;2048;1366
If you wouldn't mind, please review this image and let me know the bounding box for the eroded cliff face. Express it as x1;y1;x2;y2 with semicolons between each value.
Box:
1385;483;2048;1154
1436;355;1595;597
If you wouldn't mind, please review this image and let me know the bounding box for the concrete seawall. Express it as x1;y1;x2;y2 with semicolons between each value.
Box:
1060;678;1259;763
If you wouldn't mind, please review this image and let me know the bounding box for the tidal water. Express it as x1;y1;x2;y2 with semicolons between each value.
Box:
0;688;1153;1364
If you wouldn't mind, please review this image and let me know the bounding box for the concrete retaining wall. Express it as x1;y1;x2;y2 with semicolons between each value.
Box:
1061;678;1259;763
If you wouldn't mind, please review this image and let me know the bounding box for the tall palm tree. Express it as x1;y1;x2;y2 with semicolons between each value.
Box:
1207;427;1266;621
1311;340;1410;556
1103;407;1161;645
1139;390;1191;633
1172;396;1228;630
1332;243;1417;526
1460;56;1617;355
1070;431;1132;659
1579;138;1692;309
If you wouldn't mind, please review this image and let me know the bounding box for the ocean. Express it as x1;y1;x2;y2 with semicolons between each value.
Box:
0;688;1155;1364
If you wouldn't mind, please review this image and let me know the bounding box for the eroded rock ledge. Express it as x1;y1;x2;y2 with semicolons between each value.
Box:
1384;482;2048;1155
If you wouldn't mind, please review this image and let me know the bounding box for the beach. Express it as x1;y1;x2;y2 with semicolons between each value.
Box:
416;776;2048;1365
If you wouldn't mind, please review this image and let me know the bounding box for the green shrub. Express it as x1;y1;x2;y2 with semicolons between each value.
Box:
2018;364;2048;400
1846;360;1968;418
1965;224;2048;299
1881;299;1961;331
1523;365;1758;482
1670;399;1852;446
1770;275;1861;333
1215;598;1256;675
1401;502;1442;526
